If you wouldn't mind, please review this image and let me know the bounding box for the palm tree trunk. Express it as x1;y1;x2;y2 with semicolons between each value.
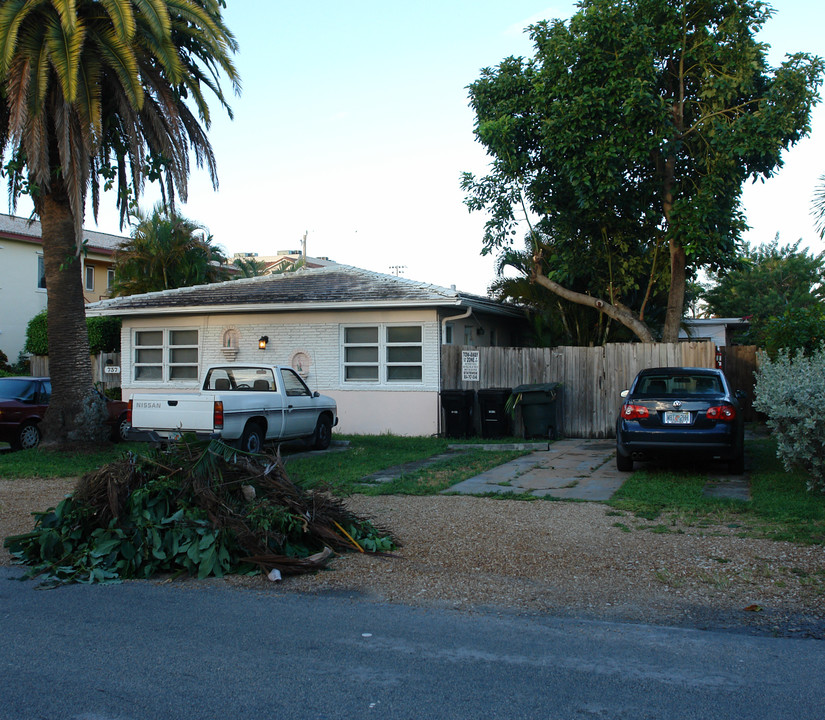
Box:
38;192;109;448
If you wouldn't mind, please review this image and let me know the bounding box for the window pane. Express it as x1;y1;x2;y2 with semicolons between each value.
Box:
169;366;198;380
345;327;378;344
170;348;198;363
387;326;421;343
136;348;163;363
170;329;198;345
345;366;379;381
387;346;422;363
346;346;378;362
282;369;310;396
135;366;162;381
387;366;422;381
85;266;94;291
135;330;163;346
37;256;46;289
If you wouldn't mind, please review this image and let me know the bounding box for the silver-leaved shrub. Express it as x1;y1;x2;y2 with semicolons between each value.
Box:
753;347;825;493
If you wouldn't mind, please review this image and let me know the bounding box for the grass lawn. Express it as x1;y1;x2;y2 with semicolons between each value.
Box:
2;432;822;545
608;437;825;545
0;442;147;479
0;435;529;496
285;435;528;495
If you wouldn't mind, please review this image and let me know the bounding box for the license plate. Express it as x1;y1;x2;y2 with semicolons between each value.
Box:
663;412;691;425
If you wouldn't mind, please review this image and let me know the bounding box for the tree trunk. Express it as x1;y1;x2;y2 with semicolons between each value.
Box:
38;192;109;448
661;240;687;343
532;271;655;343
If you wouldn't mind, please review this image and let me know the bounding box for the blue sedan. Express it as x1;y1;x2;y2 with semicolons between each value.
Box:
615;367;745;474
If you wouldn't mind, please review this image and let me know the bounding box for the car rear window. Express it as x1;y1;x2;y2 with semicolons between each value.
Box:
0;378;37;401
636;374;723;396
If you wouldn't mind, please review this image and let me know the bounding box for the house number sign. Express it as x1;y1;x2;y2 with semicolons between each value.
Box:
461;350;480;382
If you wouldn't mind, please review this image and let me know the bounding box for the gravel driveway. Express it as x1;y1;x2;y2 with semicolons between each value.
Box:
2;477;823;638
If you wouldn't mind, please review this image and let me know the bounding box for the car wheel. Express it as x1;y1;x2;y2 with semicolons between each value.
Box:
112;413;130;443
616;450;633;472
16;422;41;451
239;422;264;454
312;416;332;451
727;452;745;475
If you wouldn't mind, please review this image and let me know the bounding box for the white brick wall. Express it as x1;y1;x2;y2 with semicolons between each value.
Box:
121;310;443;435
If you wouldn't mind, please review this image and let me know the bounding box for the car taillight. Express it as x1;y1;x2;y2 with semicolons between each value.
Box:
127;399;133;424
621;404;649;420
706;404;736;422
214;400;224;429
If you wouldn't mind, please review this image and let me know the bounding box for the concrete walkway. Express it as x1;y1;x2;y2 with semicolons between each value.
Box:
443;438;751;502
444;439;628;500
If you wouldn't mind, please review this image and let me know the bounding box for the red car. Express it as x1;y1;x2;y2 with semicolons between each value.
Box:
0;376;128;451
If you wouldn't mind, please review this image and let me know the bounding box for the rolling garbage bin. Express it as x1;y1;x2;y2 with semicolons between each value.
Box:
477;387;512;438
512;382;561;440
440;389;475;438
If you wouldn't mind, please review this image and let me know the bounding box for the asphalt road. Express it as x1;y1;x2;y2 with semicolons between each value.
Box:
1;567;822;720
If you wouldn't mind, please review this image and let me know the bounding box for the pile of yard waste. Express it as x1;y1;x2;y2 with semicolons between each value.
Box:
4;439;396;586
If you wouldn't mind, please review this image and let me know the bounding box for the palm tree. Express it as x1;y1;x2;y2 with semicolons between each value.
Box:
0;1;239;447
232;256;269;278
112;204;229;296
814;175;825;240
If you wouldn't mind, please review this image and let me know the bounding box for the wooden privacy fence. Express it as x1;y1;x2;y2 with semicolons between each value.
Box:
441;342;717;439
30;353;122;393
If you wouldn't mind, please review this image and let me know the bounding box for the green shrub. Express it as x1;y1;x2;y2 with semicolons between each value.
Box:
87;316;122;353
24;311;48;355
761;306;825;360
754;347;825;493
24;312;121;355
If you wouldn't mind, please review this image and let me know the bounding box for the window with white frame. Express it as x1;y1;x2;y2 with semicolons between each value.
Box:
107;268;115;290
386;326;422;381
342;324;423;383
37;255;46;289
134;329;199;382
343;326;379;381
85;264;95;292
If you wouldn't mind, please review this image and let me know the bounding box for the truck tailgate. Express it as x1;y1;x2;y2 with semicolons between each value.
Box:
131;396;216;433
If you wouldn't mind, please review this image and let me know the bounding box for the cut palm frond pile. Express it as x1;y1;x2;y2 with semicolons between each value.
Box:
4;439;396;586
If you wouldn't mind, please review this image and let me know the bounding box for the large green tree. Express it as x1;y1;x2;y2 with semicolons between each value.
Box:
0;0;239;447
702;237;825;345
463;0;823;343
112;204;229;296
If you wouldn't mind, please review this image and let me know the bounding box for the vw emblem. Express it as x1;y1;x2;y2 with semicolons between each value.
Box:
673;400;683;408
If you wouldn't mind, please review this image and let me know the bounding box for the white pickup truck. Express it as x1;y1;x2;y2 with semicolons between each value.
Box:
127;364;338;452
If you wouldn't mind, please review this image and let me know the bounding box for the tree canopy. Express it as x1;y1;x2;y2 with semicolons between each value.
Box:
463;0;824;343
702;237;825;349
112;204;230;296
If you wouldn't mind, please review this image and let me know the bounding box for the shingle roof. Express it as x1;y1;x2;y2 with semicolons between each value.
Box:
85;264;524;318
0;213;127;252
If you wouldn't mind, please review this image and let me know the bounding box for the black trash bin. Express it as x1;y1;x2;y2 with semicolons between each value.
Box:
440;389;475;438
512;382;561;440
477;387;513;438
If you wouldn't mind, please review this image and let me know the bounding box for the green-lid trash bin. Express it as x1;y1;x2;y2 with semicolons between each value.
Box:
512;382;561;440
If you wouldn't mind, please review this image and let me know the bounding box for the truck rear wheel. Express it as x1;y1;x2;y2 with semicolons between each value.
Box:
239;422;264;454
312;416;332;451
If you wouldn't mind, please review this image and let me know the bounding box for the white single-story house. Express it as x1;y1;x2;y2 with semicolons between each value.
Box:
679;317;750;347
85;264;529;436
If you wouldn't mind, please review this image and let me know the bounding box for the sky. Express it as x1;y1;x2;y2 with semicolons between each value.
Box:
3;0;825;295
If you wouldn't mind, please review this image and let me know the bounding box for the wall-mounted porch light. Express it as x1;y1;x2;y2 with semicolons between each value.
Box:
258;335;269;350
